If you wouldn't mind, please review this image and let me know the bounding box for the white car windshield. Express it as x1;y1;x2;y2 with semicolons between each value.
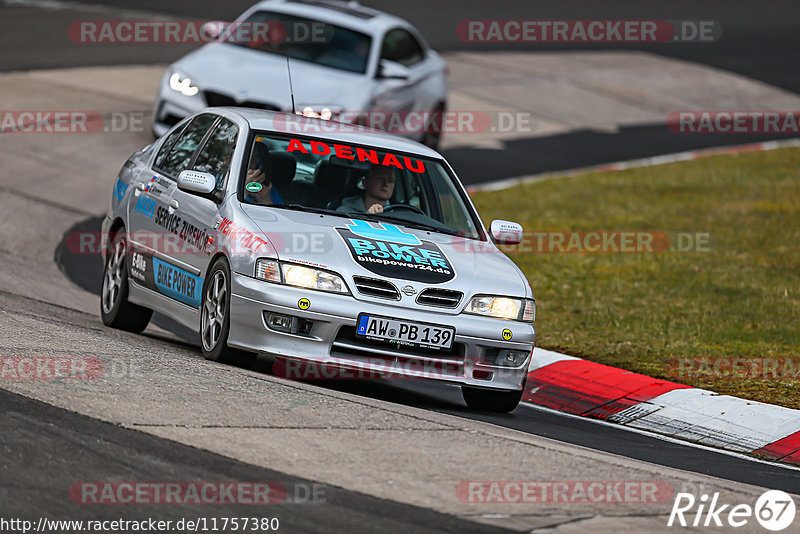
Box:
240;133;484;240
227;11;371;74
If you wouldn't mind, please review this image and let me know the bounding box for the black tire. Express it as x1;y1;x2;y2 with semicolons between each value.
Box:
200;258;254;366
462;384;524;413
100;231;152;333
421;104;445;150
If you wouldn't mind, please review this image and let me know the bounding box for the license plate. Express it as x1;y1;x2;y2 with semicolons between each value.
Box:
355;314;454;350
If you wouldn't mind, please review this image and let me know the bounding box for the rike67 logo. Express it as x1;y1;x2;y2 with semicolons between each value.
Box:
668;490;796;531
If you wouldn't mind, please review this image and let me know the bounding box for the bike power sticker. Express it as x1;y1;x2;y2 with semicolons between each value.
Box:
337;219;454;283
129;250;202;307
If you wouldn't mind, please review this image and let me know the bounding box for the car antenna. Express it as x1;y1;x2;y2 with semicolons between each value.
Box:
286;57;296;114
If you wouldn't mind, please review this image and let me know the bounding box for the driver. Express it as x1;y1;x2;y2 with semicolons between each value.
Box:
337;164;395;214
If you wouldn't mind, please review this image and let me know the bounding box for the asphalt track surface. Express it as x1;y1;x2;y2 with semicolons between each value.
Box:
2;1;799;184
1;388;509;533
6;0;799;94
54;218;800;495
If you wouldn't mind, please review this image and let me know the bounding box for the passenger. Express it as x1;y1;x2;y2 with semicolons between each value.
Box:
244;153;284;205
337;165;395;214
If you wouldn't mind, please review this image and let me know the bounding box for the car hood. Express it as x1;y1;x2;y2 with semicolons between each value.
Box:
174;43;366;110
242;207;531;308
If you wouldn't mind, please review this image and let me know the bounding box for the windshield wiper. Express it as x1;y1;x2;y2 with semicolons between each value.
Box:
272;204;345;216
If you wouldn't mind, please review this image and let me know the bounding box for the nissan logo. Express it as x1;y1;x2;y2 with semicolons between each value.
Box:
401;285;417;296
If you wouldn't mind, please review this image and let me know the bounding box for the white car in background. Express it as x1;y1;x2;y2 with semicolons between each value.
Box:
154;0;448;148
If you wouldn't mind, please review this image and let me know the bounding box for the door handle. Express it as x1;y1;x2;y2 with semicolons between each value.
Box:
136;182;146;191
169;199;179;210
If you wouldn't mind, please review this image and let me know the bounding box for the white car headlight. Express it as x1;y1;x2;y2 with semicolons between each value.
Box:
255;260;349;294
282;263;348;294
465;295;535;322
169;72;199;97
295;105;343;121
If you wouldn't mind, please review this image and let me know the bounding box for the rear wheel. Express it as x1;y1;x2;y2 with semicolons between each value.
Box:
100;232;152;332
462;384;524;413
200;258;254;366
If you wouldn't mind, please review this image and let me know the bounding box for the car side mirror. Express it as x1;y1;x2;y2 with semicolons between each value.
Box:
490;220;524;245
377;59;410;80
201;21;227;41
177;170;216;195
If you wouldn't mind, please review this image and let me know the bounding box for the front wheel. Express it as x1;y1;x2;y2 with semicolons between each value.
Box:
462;384;524;413
100;232;152;332
200;258;254;366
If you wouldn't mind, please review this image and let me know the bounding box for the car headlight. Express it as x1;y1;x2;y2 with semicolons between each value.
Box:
255;259;281;283
295;105;343;121
283;264;348;293
255;260;349;294
465;295;535;322
169;71;199;97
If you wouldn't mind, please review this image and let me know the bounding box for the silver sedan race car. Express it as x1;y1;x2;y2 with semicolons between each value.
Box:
101;107;535;412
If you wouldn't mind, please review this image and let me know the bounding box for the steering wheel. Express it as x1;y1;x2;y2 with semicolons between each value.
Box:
382;204;425;215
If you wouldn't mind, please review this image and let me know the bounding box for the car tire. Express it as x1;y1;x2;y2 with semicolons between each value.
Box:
421;103;445;150
200;258;255;366
100;231;153;333
462;382;524;413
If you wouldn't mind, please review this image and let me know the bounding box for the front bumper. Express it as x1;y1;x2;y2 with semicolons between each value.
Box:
228;272;534;391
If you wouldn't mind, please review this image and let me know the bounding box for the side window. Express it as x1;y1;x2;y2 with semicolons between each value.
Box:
193;118;239;191
380;28;424;67
156;114;217;178
153;122;188;170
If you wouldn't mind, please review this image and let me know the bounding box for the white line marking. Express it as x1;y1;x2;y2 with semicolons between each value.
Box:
469;138;800;192
519;401;800;473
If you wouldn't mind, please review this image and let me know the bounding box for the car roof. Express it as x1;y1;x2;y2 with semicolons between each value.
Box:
247;0;409;34
215;107;442;158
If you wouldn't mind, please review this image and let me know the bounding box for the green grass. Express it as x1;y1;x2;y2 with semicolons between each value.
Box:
470;147;800;408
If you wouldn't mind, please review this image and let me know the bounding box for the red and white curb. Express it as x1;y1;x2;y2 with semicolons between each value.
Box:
466;138;800;193
524;348;800;466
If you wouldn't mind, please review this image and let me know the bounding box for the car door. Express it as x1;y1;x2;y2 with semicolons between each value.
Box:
370;27;437;133
129;112;217;306
166;116;240;299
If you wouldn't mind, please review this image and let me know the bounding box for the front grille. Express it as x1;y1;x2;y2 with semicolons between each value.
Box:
352;276;400;300
203;91;280;111
416;288;463;308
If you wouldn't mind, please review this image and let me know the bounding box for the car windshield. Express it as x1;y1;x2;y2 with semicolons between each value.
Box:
227;11;371;74
240;133;484;240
